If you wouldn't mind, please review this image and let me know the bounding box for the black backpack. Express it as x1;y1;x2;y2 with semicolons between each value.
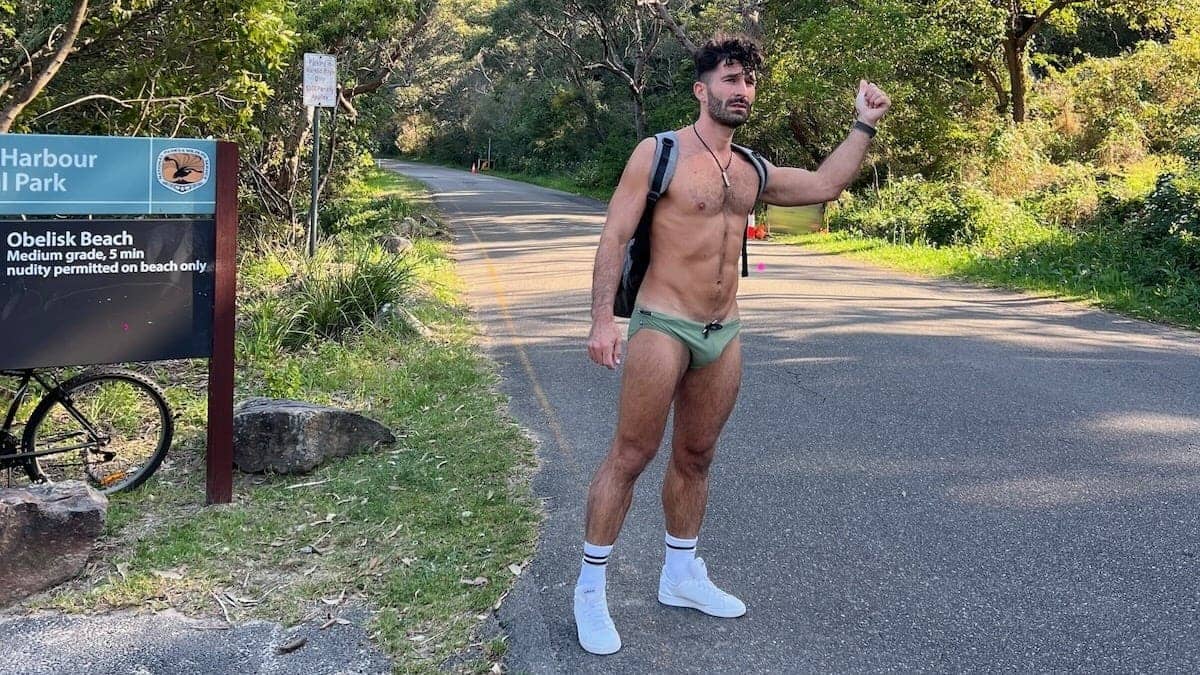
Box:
613;130;769;318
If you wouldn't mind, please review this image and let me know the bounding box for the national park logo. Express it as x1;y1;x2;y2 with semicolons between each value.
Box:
156;147;210;194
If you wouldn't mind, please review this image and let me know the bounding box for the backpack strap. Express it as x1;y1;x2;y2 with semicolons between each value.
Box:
732;144;769;277
731;144;769;201
631;131;678;250
648;131;679;202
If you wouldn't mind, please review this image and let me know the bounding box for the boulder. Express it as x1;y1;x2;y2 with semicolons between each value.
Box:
375;234;413;255
396;216;420;237
0;481;107;608
233;399;396;474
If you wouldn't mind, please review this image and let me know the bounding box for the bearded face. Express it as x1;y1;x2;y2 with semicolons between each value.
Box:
706;89;752;127
698;60;756;128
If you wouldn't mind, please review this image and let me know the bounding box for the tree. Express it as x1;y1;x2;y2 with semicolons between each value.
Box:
941;0;1200;123
521;0;664;139
0;0;89;132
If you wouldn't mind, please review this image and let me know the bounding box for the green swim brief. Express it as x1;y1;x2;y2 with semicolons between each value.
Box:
627;306;742;370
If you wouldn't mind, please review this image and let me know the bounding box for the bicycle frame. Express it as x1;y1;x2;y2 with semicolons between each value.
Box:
0;369;109;463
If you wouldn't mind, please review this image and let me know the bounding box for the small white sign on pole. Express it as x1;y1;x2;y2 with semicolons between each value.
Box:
303;53;338;107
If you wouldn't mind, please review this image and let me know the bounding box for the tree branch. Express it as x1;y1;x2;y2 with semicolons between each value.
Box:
30;89;217;121
1019;0;1087;43
649;0;697;55
0;0;89;132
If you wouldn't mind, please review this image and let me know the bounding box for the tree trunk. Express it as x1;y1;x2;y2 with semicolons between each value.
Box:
0;0;89;133
632;88;646;140
1003;36;1027;123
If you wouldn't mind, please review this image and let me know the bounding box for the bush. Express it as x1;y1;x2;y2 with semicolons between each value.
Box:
287;246;415;345
1133;168;1200;272
828;177;1013;247
321;194;413;237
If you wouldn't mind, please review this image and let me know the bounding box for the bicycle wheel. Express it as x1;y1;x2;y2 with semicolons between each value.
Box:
22;368;173;494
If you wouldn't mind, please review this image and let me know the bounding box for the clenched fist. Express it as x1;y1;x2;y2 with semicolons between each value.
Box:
855;80;891;127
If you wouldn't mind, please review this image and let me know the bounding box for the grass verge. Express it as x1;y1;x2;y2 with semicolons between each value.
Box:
777;230;1200;330
24;168;540;673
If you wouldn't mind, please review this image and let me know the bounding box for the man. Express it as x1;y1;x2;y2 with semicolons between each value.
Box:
577;33;891;655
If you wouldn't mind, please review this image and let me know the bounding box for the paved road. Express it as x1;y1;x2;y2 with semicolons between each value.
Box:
1;606;389;674
380;160;1200;674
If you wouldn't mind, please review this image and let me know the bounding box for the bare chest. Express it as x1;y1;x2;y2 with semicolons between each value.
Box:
664;153;760;218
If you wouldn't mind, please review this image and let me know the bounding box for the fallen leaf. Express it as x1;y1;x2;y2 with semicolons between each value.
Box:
491;663;503;674
460;576;488;586
275;636;307;654
115;563;130;582
508;564;522;576
151;570;183;580
401;558;416;566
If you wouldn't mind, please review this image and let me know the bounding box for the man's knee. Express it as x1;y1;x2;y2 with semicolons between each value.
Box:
608;435;660;478
670;441;716;479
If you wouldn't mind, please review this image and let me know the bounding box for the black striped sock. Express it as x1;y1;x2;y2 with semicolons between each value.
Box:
578;541;613;589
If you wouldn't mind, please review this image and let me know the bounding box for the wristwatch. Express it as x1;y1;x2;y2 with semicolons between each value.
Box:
852;120;877;139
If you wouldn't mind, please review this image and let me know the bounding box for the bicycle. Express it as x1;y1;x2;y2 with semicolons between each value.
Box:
0;367;174;494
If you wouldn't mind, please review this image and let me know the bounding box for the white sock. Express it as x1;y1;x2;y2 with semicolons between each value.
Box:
577;541;613;591
664;532;697;580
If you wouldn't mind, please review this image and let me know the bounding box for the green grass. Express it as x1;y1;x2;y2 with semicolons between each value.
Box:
778;230;1200;330
484;168;613;202
31;168;540;673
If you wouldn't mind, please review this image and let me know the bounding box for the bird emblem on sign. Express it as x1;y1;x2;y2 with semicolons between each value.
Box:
156;148;210;194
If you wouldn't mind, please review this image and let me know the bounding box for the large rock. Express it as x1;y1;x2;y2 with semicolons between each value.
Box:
233;399;396;474
0;481;107;608
375;234;413;255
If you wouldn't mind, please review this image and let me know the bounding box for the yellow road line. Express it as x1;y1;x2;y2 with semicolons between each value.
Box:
464;223;578;467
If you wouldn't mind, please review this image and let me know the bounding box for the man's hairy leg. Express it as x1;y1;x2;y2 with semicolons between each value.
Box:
584;330;689;545
663;338;742;538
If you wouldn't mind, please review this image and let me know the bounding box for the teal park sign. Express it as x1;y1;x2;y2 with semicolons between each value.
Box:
0;134;217;215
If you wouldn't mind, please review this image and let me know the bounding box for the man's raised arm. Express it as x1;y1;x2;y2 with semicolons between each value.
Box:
587;138;656;369
760;80;891;207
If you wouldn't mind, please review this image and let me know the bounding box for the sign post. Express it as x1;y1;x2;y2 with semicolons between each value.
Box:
303;53;337;257
0;133;237;504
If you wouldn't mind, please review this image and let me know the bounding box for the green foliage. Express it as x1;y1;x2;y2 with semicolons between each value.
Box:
238;245;414;353
1133;167;1200;271
828;177;1019;247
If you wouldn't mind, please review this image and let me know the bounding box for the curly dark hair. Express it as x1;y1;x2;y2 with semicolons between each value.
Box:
694;33;763;81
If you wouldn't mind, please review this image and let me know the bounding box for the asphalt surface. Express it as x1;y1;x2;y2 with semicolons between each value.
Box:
381;159;1200;674
1;605;389;674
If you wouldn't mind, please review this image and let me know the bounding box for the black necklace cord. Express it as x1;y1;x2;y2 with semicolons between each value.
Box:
693;124;733;187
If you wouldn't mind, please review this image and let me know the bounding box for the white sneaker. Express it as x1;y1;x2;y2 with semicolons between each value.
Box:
657;557;746;618
574;586;621;655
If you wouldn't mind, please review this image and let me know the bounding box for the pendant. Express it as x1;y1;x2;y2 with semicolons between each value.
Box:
721;171;730;188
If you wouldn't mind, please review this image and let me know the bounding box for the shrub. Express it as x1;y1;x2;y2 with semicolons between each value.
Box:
828;177;1016;248
1133;168;1200;272
1019;162;1102;230
287;246;415;345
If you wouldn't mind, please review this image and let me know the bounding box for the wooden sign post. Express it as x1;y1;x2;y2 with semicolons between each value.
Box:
0;133;237;504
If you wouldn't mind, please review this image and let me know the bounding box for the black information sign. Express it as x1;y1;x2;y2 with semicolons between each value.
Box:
0;218;215;369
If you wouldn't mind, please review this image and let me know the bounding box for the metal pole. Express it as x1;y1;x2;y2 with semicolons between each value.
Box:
308;107;320;257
